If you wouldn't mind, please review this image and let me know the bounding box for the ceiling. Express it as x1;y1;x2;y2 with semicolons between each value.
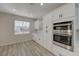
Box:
0;3;64;19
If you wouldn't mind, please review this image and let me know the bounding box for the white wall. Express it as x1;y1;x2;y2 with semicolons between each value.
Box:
0;12;34;46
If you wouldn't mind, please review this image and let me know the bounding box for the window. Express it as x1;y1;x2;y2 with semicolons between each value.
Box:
15;20;30;35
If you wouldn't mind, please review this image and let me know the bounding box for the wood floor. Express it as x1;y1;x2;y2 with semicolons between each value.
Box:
0;40;54;56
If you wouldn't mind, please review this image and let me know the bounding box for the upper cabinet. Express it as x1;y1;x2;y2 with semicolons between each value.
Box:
60;4;75;19
49;7;60;21
34;18;43;32
34;20;39;30
50;4;75;21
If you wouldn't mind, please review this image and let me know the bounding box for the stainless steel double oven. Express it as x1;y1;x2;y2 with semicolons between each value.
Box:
53;21;73;51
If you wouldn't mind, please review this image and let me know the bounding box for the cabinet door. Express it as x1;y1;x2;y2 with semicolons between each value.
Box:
46;22;53;50
51;8;61;20
76;4;79;30
48;4;75;22
42;17;47;48
42;18;47;48
50;4;75;21
60;4;75;19
43;17;53;50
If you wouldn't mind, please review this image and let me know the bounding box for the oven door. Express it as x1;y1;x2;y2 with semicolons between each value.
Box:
53;34;72;46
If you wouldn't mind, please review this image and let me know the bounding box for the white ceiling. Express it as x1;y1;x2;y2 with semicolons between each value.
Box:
0;3;64;19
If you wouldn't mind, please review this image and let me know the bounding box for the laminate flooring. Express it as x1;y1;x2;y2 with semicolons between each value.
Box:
0;40;54;56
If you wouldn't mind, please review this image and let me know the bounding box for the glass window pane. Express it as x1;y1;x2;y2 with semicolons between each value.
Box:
15;20;30;35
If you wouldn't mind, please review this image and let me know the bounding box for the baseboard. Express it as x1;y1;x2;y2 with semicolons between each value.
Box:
0;39;32;46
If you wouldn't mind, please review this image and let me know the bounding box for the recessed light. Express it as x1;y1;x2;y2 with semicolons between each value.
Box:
40;3;44;5
13;9;16;11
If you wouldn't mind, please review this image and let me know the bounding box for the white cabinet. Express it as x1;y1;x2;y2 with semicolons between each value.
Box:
75;4;79;30
51;8;61;20
51;4;75;21
33;19;44;46
60;4;75;19
34;20;39;30
34;19;43;32
42;16;53;50
42;18;47;48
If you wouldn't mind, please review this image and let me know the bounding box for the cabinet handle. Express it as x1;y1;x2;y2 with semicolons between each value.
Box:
59;14;62;18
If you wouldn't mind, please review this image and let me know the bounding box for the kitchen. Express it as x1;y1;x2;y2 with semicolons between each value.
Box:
0;3;79;56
